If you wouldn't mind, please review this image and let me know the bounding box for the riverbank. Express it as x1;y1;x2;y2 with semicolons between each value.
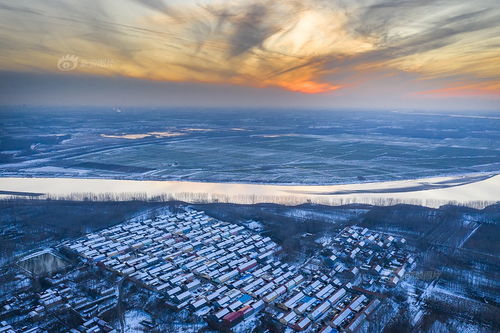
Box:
0;173;498;208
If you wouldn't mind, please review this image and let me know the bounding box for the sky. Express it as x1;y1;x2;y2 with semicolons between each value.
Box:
0;0;499;110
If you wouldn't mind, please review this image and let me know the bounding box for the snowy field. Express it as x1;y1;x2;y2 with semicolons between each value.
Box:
2;108;498;207
1;108;499;185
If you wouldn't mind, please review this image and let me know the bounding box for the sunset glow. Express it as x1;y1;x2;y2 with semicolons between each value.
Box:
0;0;499;107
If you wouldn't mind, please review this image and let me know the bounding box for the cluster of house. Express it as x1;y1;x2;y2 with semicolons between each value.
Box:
37;283;116;330
321;226;414;289
0;208;417;332
0;321;16;333
0;288;53;333
275;276;382;332
0;283;117;333
64;211;285;327
67;317;115;333
0;261;117;333
61;210;391;332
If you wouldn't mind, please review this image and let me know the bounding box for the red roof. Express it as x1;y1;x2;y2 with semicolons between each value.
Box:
223;311;244;323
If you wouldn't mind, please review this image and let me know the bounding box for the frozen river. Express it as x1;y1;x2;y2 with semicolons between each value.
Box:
1;173;498;208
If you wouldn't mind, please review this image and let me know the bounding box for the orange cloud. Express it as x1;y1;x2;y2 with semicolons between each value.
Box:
417;82;500;97
278;80;342;94
1;0;499;99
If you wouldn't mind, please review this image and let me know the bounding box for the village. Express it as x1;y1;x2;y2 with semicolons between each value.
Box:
0;208;415;332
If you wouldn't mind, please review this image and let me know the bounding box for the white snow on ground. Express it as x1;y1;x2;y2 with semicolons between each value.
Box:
122;309;152;333
233;315;261;333
401;281;425;327
285;208;365;222
458;224;480;248
0;173;498;208
315;235;333;246
24;166;90;176
127;206;172;223
246;220;264;231
425;319;486;333
101;132;185;139
0;158;51;168
428;285;478;303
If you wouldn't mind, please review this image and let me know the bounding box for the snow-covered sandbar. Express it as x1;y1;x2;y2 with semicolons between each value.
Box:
0;174;498;208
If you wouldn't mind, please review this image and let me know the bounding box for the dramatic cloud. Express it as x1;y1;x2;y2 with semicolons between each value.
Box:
0;0;499;99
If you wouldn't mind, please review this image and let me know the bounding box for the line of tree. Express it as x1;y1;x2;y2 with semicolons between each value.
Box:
1;191;494;210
